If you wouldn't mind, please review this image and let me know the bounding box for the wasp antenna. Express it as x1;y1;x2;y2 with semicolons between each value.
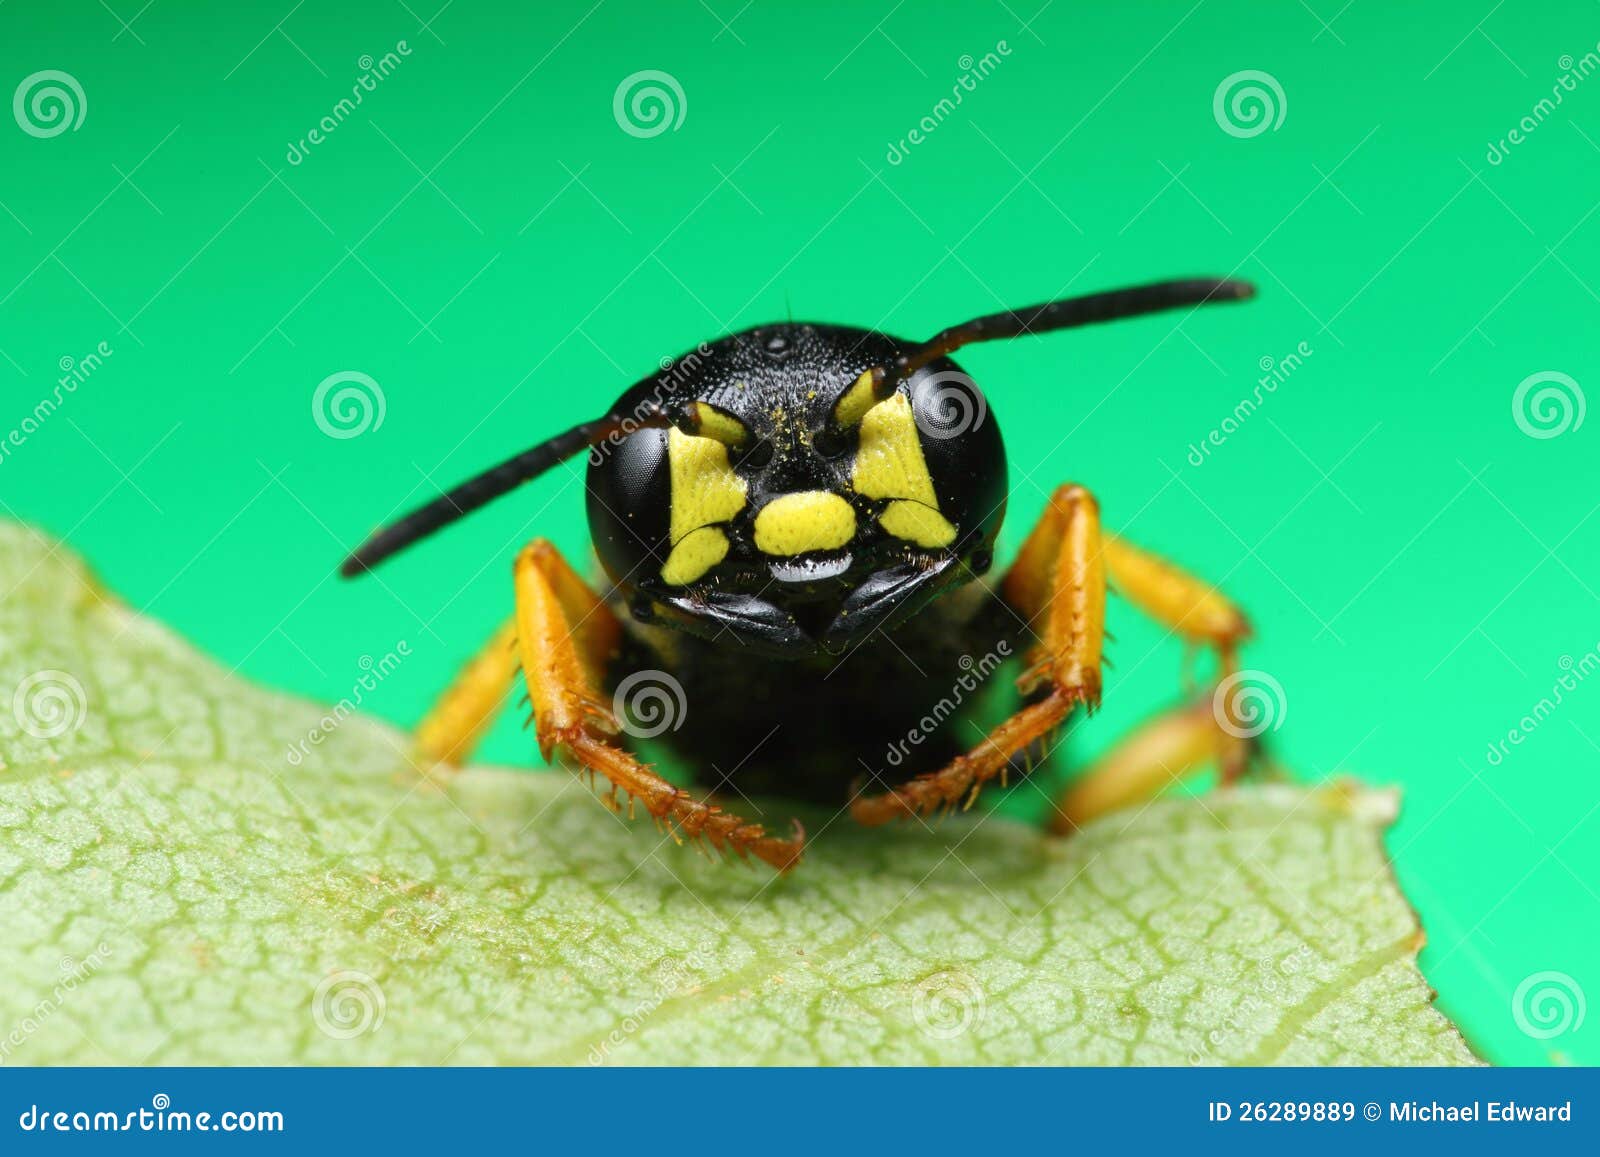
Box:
340;408;671;577
869;277;1256;396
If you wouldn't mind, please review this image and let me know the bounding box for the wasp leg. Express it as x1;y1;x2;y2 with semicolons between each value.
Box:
852;484;1105;825
414;617;520;767
1044;529;1256;828
513;540;804;872
1101;534;1254;783
1049;697;1248;833
1102;533;1251;678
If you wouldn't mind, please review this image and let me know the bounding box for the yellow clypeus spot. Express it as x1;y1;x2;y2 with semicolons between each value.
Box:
753;491;857;556
661;527;731;586
878;500;958;548
852;392;939;507
662;428;747;586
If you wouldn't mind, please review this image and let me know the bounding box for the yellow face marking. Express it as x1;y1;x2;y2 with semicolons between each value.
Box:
832;370;879;428
661;527;731;586
688;401;748;447
878;500;958;548
663;428;747;585
850;393;965;550
753;491;857;556
851;392;939;507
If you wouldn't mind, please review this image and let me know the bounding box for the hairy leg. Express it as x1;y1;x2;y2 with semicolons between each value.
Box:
852;484;1105;825
513;540;803;871
414;617;520;767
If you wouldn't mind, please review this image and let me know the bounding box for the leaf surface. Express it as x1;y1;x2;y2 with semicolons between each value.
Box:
0;525;1477;1065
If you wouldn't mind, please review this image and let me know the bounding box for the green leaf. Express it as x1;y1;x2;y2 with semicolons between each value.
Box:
0;523;1477;1066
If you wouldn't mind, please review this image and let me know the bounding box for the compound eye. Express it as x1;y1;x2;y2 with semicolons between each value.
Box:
910;369;988;443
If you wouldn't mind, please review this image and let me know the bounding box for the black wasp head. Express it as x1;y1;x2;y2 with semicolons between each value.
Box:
342;279;1252;656
586;323;1007;658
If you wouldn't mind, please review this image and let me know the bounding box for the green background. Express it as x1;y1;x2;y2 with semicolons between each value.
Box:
2;0;1595;1066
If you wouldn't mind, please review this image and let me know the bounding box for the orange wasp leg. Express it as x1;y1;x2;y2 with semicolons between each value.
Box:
1101;533;1252;680
1046;529;1257;828
511;540;804;872
414;617;520;767
1049;697;1248;833
1100;532;1254;784
851;484;1106;826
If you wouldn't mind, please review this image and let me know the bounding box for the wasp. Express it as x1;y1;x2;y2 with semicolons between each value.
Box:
342;278;1258;871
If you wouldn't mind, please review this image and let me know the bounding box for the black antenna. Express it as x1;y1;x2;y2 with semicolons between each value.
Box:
866;277;1255;399
340;409;669;577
